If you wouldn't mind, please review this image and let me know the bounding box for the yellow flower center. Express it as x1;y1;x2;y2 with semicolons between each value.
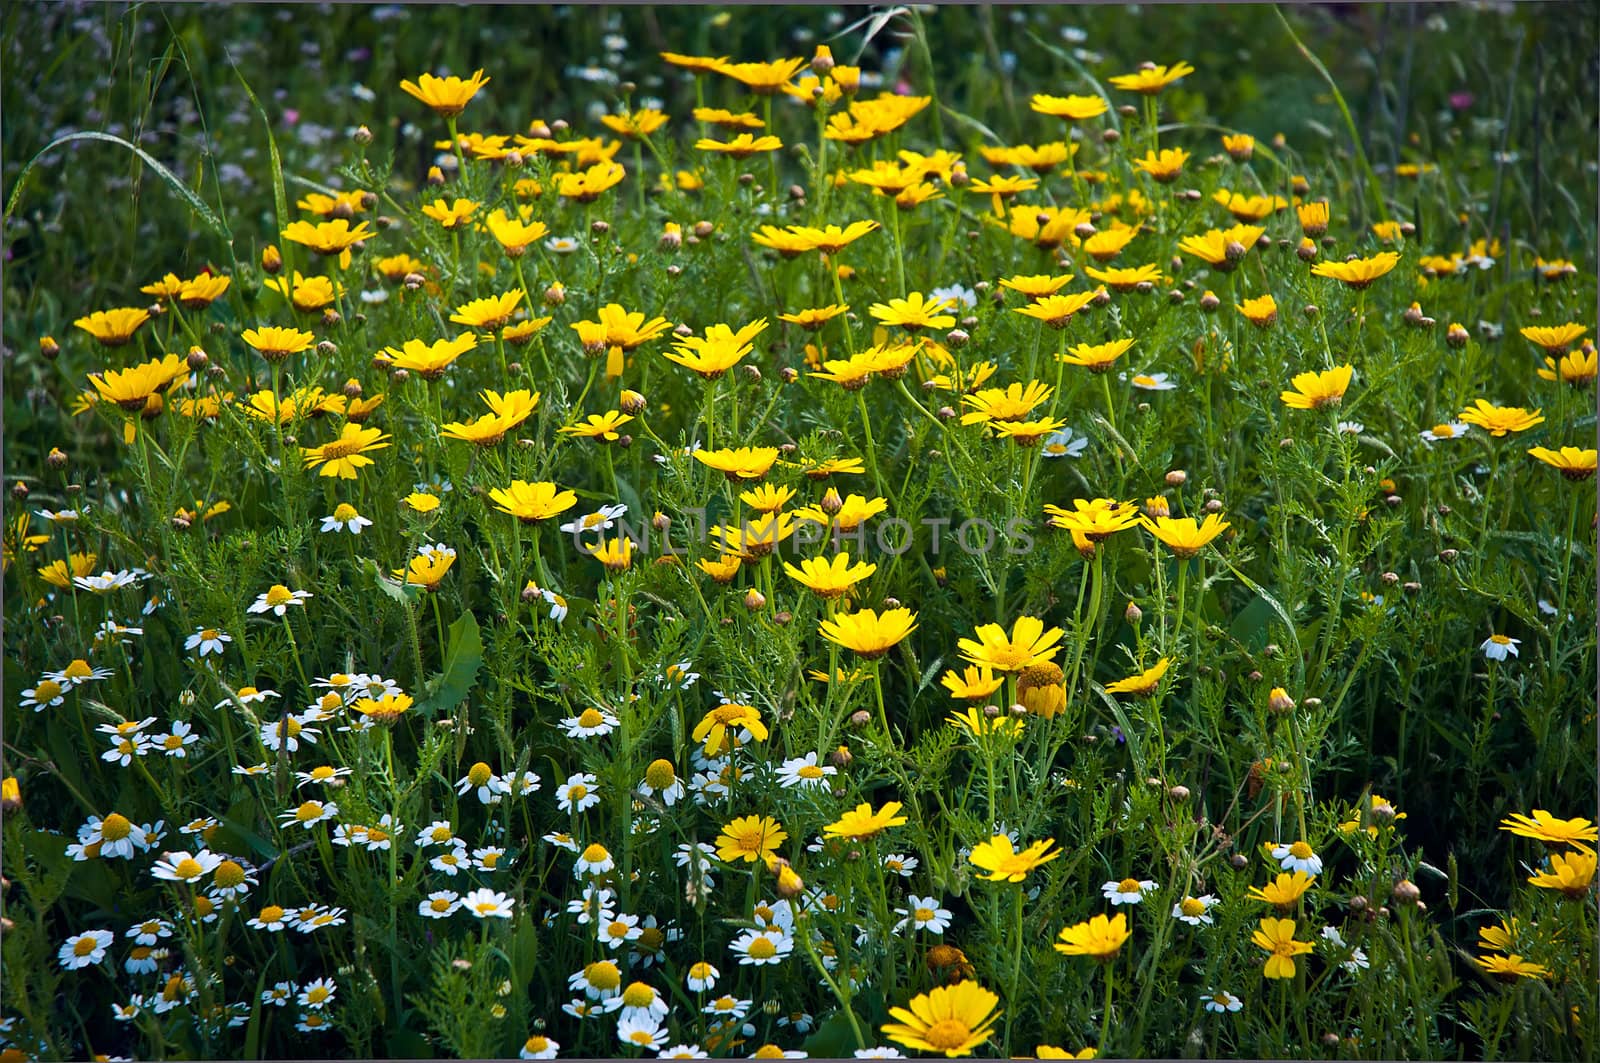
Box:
474;901;499;915
1289;841;1314;859
644;758;676;788
622;983;654;1007
468;762;493;786
305;987;330;1004
923;1019;975;1051
32;680;62;701
310;766;336;781
606;920;630;939
101;813;132;841
578;708;605;727
798;764;824;779
429;827;453;843
586;961;621;990
689;962;714;980
1118;878;1142;894
62;659;93;679
333;503;359;521
318;438;365;459
264;585;294;606
173;858;204;879
215;861;245;887
295;801;324;821
639;926;664;950
259;905;284;923
277;717;303;738
1181;897;1207;917
568;784;588;802
746;936;777;960
430;898;453;912
581;843;610;864
915;906;935;921
73;937;99;956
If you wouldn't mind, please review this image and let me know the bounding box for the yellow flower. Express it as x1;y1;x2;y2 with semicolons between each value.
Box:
980;141;1074;174
1131;147;1190;183
1251;917;1313;979
716;815;786;864
1142;514;1230;558
1058;338;1135;373
714;57;809;95
554;162;627;202
693;106;764;130
661;52;731;74
74;307;151;347
575;304;674;358
969;835;1061;882
299;423;392;479
87;355;187;411
870;292;957;332
439;388;539;446
1520;323;1587;353
819;607;917;658
958;616;1063;673
881;982;1001;1058
1222;133;1255;160
740;483;795;513
779;304;849;330
281;218;374;255
692;703;768;756
400;68;490;117
1178;225;1264;270
488;481;577;523
296;189;367;217
559;410;633;442
1500;810;1599;847
1030;93;1108;120
823;801;908;841
600;108;669;138
484;209;549;257
1043;498;1142;541
695;133;783;158
38;552;99;589
1528;446;1598;481
695;447;781;481
941;665;1005;701
711;512;799;559
1247;871;1316;909
242;325;316;363
265;272;344;313
1109;61;1196;94
420;198;479;230
1474;954;1550;981
1536;348;1597;386
779;220;881;255
353;692;414;725
382;333;478;379
663;319;767;379
1085;263;1166;292
1012;290;1099;328
960;381;1054;425
1237;294;1278;327
394;544;456;591
1000;274;1075;301
696;554;743;584
587;538;634;572
1213;189;1288;222
1459;400;1545;437
783;552;876;599
1103;657;1171;696
1053;913;1130;960
1279;365;1353;410
1310;251;1401;289
1079;226;1137;261
404;492;441;513
1297;201;1330;237
1527;849;1596;898
449;290;523;330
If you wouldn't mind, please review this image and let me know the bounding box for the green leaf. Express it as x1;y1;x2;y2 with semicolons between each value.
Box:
366;557;423;605
416;610;484;718
4;131;231;239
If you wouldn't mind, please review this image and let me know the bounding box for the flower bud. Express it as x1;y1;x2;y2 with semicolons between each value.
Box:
1198;290;1220;312
10;482;27;500
779;367;798;384
544;282;566;306
1165;469;1187;486
505;151;524;169
744;589;767;611
620;390;648;414
39;336;60;359
403;272;426;291
1446;322;1469;348
316;341;337;357
186;346;209;371
1229;853;1249;871
849;710;872;729
1391;879;1421;905
46;447;68;470
945;328;969;348
1438;548;1458;563
1168;785;1191;802
1124;601;1143;624
261;244;282;274
1268;687;1296;714
427;166;445;186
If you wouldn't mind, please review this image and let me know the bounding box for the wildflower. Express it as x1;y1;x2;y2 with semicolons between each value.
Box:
248;905;292;932
870;292;957;332
1142;514;1230;557
599;912;644;949
280;800;337;829
75;308;151;347
1480;635;1520;661
1173;894;1218;925
562;706;619;740
381;333;478;378
395;543;456;591
87;355;188;411
151;850;222;883
696;132;783;157
560;410;634;441
1012;291;1098;328
1053;914;1130;961
715;56;809;94
1420;422;1469;442
780;305;849;330
879;981;1000;1058
1270;841;1323;876
1310;251;1400;288
1103;876;1157;905
1178;225;1264;270
1459;399;1545;436
248;584;313;616
693;703;768;756
696;446;781;480
784;553;876;599
1247;871;1316;909
1520;323;1586;353
730;928;794;966
1045;498;1142;541
1031;93;1109;120
400;68;490;116
462;887;514;919
282;218;375;255
1528;446;1597;480
418;890;461;919
1280;365;1354;409
959;616;1063;672
1104;658;1171;696
823;802;908;841
560;503;628;536
557;772;602;814
941;664;1004;701
1500;810;1598;847
1475;954;1550;981
1109;60;1195;94
489;481;578;522
970;836;1061;882
320;502;372;534
1086;262;1167;291
1527;849;1596;898
1252;918;1314;978
818;606;918;658
300;423;392;479
616;1015;670;1051
60;930;115;970
716;815;787;864
1203;990;1243;1013
449;290;524;330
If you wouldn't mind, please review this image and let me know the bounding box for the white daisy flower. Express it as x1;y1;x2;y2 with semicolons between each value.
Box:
1271;841;1323;876
461;887;515;919
295;1013;334;1034
1172;894;1218;926
854;1049;906;1058
456;763;508;805
544;830;581;853
73;569;147;593
102;733;153;766
279;799;337;829
298;977;337;1010
558;503;629;538
19;677;68;711
729;928;792;966
262;982;296;1007
604;981;671;1024
258;713;317;753
775;752;836;790
320;503;372;534
184;627;232;657
1102;876;1158;905
153;721;199;758
546;236;580;254
1203;989;1243;1013
418;890;462;919
701;992;751;1020
1128;371;1177;391
660;1045;708;1059
473;846;509;872
1040;426;1089;458
893;896;952;934
557;772;602;813
150;850;223;883
575;843;617;877
416;820;457;848
1480;634;1520;660
507;769;543;797
685;960;720;993
570;959;625;1001
519;1034;561;1059
562;706;620;738
430;845;471;876
615;1015;669;1051
247;584;313;616
1420;421;1469;442
597;912;642;949
881;853;918;877
129;918;173;946
59;929;114;969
